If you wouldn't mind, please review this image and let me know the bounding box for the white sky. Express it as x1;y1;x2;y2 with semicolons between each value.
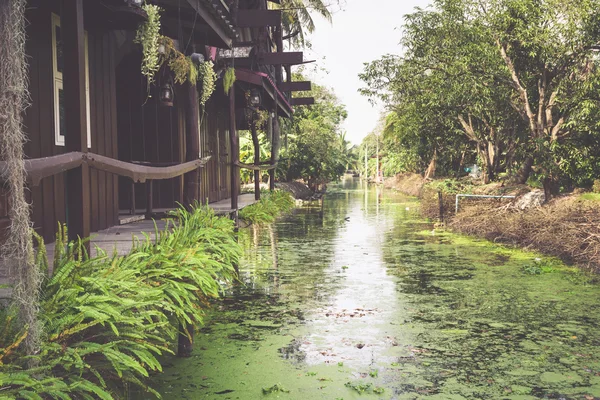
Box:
302;0;433;145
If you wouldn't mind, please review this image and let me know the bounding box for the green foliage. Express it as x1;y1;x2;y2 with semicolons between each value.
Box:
239;190;295;225
223;67;236;95
278;75;348;188
426;179;474;195
359;0;600;188
268;0;339;46
198;61;217;108
134;4;162;86
262;383;290;394
521;258;558;275
0;206;240;399
345;381;373;394
168;51;191;85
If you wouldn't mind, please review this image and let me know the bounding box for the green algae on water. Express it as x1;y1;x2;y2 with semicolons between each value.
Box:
152;180;600;400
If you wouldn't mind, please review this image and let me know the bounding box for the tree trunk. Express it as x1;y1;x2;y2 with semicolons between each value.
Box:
515;156;533;184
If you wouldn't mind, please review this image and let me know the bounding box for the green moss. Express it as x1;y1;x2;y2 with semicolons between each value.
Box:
580;192;600;201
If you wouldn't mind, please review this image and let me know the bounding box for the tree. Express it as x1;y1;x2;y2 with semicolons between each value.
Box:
360;0;600;195
278;79;348;189
270;0;340;46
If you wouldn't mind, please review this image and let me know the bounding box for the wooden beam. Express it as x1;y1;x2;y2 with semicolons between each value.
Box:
3;152;211;186
236;10;281;28
62;0;90;242
184;0;233;49
183;81;201;209
258;52;303;65
279;81;312;92
290;97;315;106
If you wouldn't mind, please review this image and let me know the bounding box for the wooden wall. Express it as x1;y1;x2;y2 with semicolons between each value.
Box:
199;94;232;204
22;3;119;242
116;52;184;212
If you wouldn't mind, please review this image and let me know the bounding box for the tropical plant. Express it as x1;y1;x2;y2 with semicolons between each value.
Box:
135;3;162;87
223;67;236;95
0;206;240;399
269;0;339;46
278;75;348;189
239;190;295;225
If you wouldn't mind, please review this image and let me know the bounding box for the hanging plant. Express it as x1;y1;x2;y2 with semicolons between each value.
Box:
157;35;175;66
198;60;217;108
134;3;162;87
188;60;198;84
223;67;236;95
169;52;191;85
253;109;269;131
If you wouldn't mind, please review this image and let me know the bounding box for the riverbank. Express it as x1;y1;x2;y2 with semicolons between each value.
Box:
385;174;600;273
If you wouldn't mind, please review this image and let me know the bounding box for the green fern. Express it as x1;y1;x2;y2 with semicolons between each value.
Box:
0;205;241;399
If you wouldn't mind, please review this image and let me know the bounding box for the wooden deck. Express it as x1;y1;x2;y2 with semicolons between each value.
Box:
0;195;259;298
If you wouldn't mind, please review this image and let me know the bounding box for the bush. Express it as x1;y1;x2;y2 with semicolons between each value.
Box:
0;205;240;399
593;179;600;193
239;190;295;225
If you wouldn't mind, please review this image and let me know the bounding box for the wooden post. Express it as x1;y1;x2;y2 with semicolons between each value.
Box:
145;180;153;219
183;81;200;209
130;181;136;215
62;0;90;243
269;25;283;192
251;125;261;201
229;85;239;220
269;110;280;191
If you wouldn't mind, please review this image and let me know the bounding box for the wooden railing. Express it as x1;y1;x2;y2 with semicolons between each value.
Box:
14;152;211;186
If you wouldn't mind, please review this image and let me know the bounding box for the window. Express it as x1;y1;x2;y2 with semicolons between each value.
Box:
51;13;91;148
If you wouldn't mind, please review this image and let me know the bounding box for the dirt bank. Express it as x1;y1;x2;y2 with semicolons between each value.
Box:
275;181;314;200
386;173;600;272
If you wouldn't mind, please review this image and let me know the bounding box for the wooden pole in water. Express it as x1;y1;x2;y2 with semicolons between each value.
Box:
251;125;261;200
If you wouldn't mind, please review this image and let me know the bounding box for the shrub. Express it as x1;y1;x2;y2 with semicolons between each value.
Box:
593;179;600;194
239;190;295;225
0;205;240;399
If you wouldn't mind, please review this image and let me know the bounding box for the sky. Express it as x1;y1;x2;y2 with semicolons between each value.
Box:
302;0;433;145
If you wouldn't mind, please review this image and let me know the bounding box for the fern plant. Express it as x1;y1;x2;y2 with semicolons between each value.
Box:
0;205;241;399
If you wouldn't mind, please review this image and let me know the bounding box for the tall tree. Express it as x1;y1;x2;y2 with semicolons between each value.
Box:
270;0;339;46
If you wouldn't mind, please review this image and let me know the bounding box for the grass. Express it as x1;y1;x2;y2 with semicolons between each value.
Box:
580;192;600;202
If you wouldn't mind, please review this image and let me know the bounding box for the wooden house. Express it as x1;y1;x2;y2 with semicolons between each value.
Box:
0;0;314;245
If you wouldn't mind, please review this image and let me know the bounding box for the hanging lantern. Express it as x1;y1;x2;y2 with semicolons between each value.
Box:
160;83;174;107
248;88;261;108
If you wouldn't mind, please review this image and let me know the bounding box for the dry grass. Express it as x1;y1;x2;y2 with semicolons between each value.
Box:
450;197;600;272
384;173;426;197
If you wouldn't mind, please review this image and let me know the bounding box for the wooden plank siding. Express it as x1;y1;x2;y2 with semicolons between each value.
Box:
12;1;238;244
22;3;119;242
116;52;183;212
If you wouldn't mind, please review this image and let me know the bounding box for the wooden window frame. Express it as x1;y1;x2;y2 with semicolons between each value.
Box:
51;13;91;148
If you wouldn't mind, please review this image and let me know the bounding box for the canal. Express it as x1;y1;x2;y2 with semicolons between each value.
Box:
156;179;600;399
